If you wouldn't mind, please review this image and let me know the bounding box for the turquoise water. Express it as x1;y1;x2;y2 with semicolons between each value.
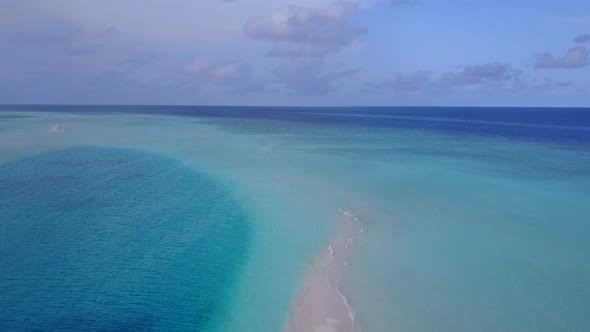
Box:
1;107;590;331
0;147;249;331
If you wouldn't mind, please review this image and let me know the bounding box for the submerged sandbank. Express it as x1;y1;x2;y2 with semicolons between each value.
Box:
284;209;363;332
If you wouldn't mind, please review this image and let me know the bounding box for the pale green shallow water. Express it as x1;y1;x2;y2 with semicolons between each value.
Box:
1;110;590;331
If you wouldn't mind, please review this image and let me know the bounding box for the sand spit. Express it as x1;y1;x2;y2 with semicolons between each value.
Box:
285;209;363;332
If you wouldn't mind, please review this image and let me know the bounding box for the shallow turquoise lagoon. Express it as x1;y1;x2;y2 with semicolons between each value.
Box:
1;107;590;332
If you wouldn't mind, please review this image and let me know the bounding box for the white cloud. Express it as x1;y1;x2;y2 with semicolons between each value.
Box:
365;71;432;92
183;59;264;92
535;47;589;69
244;1;366;57
273;61;359;94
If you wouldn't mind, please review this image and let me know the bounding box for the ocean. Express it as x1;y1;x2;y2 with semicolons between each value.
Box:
1;105;589;331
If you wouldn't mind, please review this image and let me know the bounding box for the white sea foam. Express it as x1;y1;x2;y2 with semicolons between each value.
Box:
336;285;357;322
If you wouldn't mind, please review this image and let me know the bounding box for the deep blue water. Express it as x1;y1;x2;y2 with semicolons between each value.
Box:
1;105;590;146
0;147;249;331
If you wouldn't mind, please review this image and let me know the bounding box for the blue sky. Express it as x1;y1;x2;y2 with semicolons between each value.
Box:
0;0;589;106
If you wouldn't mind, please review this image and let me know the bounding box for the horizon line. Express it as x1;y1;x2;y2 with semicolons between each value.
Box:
1;104;590;110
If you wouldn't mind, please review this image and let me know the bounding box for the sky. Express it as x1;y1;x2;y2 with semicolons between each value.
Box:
0;0;589;107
